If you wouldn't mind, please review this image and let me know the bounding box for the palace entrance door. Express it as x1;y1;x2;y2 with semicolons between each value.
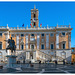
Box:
30;45;34;59
30;44;36;62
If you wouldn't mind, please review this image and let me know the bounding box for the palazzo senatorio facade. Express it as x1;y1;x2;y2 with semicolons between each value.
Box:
0;6;73;63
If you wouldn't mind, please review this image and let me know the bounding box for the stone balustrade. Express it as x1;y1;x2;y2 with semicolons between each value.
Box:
0;25;71;30
0;26;8;29
56;25;71;28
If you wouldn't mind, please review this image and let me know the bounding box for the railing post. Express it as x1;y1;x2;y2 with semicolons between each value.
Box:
26;25;28;29
38;27;39;29
7;24;9;29
56;24;58;28
17;25;19;29
47;24;48;29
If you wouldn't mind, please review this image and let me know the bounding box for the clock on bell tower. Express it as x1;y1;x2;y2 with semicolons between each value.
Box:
31;5;39;28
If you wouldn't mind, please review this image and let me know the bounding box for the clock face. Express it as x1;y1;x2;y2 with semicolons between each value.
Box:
32;18;36;22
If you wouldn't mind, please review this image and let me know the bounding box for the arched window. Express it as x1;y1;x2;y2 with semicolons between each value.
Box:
63;43;65;49
31;45;34;49
61;41;66;49
34;14;36;18
34;22;36;27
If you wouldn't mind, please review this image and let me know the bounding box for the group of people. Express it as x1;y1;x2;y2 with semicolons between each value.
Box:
17;59;66;65
29;59;66;65
55;59;65;65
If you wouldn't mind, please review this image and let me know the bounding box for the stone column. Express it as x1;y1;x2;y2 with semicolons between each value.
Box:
24;34;26;50
7;32;10;55
5;32;10;55
37;34;40;49
26;34;28;49
25;51;30;60
16;34;19;50
35;34;37;49
19;34;21;50
68;32;71;49
56;32;59;49
28;52;30;59
5;33;8;48
46;34;49;49
28;34;30;49
33;51;36;60
26;52;27;60
45;33;46;49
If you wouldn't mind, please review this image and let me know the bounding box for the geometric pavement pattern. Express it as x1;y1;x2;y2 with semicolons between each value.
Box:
0;63;75;73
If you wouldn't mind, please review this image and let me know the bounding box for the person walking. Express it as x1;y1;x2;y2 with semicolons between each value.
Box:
55;60;57;65
47;60;50;67
63;59;65;65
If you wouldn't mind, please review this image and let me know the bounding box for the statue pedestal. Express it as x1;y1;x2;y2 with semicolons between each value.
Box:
6;55;17;68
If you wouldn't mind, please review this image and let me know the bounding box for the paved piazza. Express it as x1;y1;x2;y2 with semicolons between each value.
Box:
0;63;75;73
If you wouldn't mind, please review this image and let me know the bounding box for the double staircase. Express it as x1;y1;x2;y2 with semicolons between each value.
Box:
37;50;64;62
37;50;52;62
16;50;64;63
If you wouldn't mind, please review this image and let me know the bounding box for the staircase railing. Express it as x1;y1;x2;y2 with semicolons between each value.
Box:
37;50;52;61
38;50;64;61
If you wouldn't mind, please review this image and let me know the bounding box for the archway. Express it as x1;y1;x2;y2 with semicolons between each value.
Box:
31;44;34;49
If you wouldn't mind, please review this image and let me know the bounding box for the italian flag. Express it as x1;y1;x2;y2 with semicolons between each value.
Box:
30;23;33;26
40;23;42;27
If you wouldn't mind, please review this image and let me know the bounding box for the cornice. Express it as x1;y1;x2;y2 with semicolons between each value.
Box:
10;32;56;34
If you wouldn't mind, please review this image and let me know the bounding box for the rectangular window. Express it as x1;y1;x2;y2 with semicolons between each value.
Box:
11;34;15;37
31;34;34;36
21;45;24;50
41;34;44;37
21;34;24;37
42;39;44;42
72;49;74;52
51;44;54;49
34;14;36;18
0;33;2;37
63;43;65;49
0;43;2;49
50;33;54;37
62;32;65;36
41;44;44;49
31;45;34;49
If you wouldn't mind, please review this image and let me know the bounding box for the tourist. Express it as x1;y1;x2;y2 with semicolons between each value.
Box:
63;59;65;65
55;60;57;65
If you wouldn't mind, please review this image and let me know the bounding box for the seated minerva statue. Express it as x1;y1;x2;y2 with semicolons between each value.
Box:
6;37;16;55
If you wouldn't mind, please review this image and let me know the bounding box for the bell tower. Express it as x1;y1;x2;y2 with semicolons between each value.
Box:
31;5;39;28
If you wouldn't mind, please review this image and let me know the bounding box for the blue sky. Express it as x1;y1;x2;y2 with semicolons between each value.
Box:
0;2;75;47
